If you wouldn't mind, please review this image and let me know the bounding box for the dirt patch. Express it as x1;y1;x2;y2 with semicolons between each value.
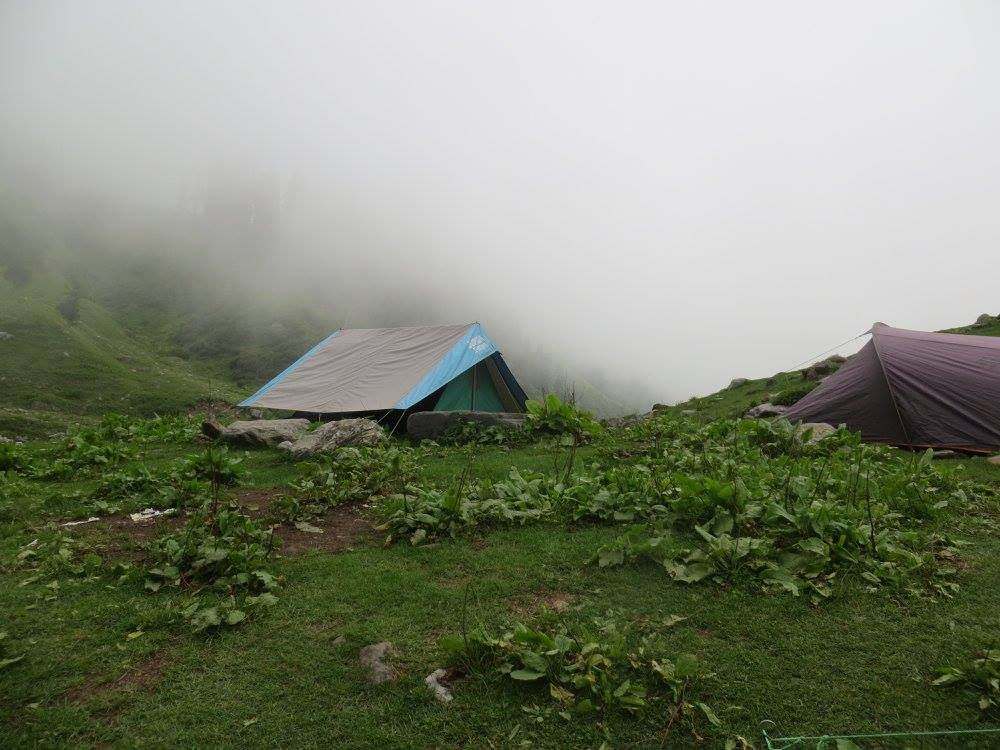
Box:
65;649;170;708
67;488;374;560
77;512;185;564
510;590;576;618
234;487;285;515
273;502;377;555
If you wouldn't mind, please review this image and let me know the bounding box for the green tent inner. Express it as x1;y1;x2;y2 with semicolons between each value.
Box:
434;362;507;411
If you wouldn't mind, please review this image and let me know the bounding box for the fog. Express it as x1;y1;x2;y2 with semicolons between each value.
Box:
2;2;1000;410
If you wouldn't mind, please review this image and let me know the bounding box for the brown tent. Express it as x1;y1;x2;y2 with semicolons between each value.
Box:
784;323;1000;453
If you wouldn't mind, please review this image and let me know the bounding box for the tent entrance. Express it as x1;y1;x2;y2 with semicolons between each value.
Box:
433;359;519;412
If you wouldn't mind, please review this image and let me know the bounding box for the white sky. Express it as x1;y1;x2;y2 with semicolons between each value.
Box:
2;1;999;403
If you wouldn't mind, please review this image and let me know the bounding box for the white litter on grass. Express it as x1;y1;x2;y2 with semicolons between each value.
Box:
60;516;100;527
129;508;176;523
425;669;454;704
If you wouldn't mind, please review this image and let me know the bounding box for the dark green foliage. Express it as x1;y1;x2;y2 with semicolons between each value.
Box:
525;394;603;440
0;442;29;478
145;503;280;632
593;417;976;600
176;445;243;487
441;615;721;740
934;644;1000;716
770;380;817;406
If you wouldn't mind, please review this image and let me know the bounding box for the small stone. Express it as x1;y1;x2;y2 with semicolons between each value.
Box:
359;642;395;684
425;668;454;703
987;455;1000;466
0;331;14;341
331;635;346;645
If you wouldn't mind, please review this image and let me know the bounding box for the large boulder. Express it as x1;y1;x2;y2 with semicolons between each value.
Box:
281;418;384;457
602;414;644;429
202;418;311;447
801;355;846;381
406;411;527;441
727;378;749;390
745;403;787;419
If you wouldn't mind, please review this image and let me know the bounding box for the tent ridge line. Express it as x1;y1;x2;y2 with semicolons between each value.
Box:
870;329;913;446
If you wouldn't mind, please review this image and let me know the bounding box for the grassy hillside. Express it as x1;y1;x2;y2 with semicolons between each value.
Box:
0;272;241;436
672;314;1000;420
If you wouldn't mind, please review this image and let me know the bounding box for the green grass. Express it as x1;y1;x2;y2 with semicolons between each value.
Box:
2;421;999;749
669;369;814;421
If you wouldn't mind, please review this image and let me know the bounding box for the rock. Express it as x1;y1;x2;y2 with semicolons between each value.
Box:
425;668;454;704
0;331;13;341
932;450;958;459
284;418;384;457
745;403;787;419
277;440;294;452
793;422;837;445
602;414;645;429
406;411;527;441
248;408;264;419
0;436;12;444
651;403;669;412
331;635;346;646
976;313;996;325
680;409;698;416
988;455;1000;466
359;642;395;684
202;418;311;447
727;378;749;390
801;355;846;381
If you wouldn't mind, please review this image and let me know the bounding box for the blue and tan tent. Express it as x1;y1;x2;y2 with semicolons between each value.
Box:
240;323;528;415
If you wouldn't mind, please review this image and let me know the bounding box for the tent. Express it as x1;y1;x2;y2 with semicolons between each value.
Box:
239;323;528;415
784;322;1000;453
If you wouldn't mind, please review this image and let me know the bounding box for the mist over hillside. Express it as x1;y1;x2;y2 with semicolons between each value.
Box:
3;2;1000;415
0;168;648;416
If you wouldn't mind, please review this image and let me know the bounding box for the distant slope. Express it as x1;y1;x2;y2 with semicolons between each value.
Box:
0;270;242;435
672;314;1000;420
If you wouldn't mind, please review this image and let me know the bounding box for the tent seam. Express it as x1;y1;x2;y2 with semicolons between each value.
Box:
870;329;913;446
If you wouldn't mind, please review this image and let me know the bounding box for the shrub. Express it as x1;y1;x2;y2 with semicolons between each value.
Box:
525;394;602;441
770;381;817;406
